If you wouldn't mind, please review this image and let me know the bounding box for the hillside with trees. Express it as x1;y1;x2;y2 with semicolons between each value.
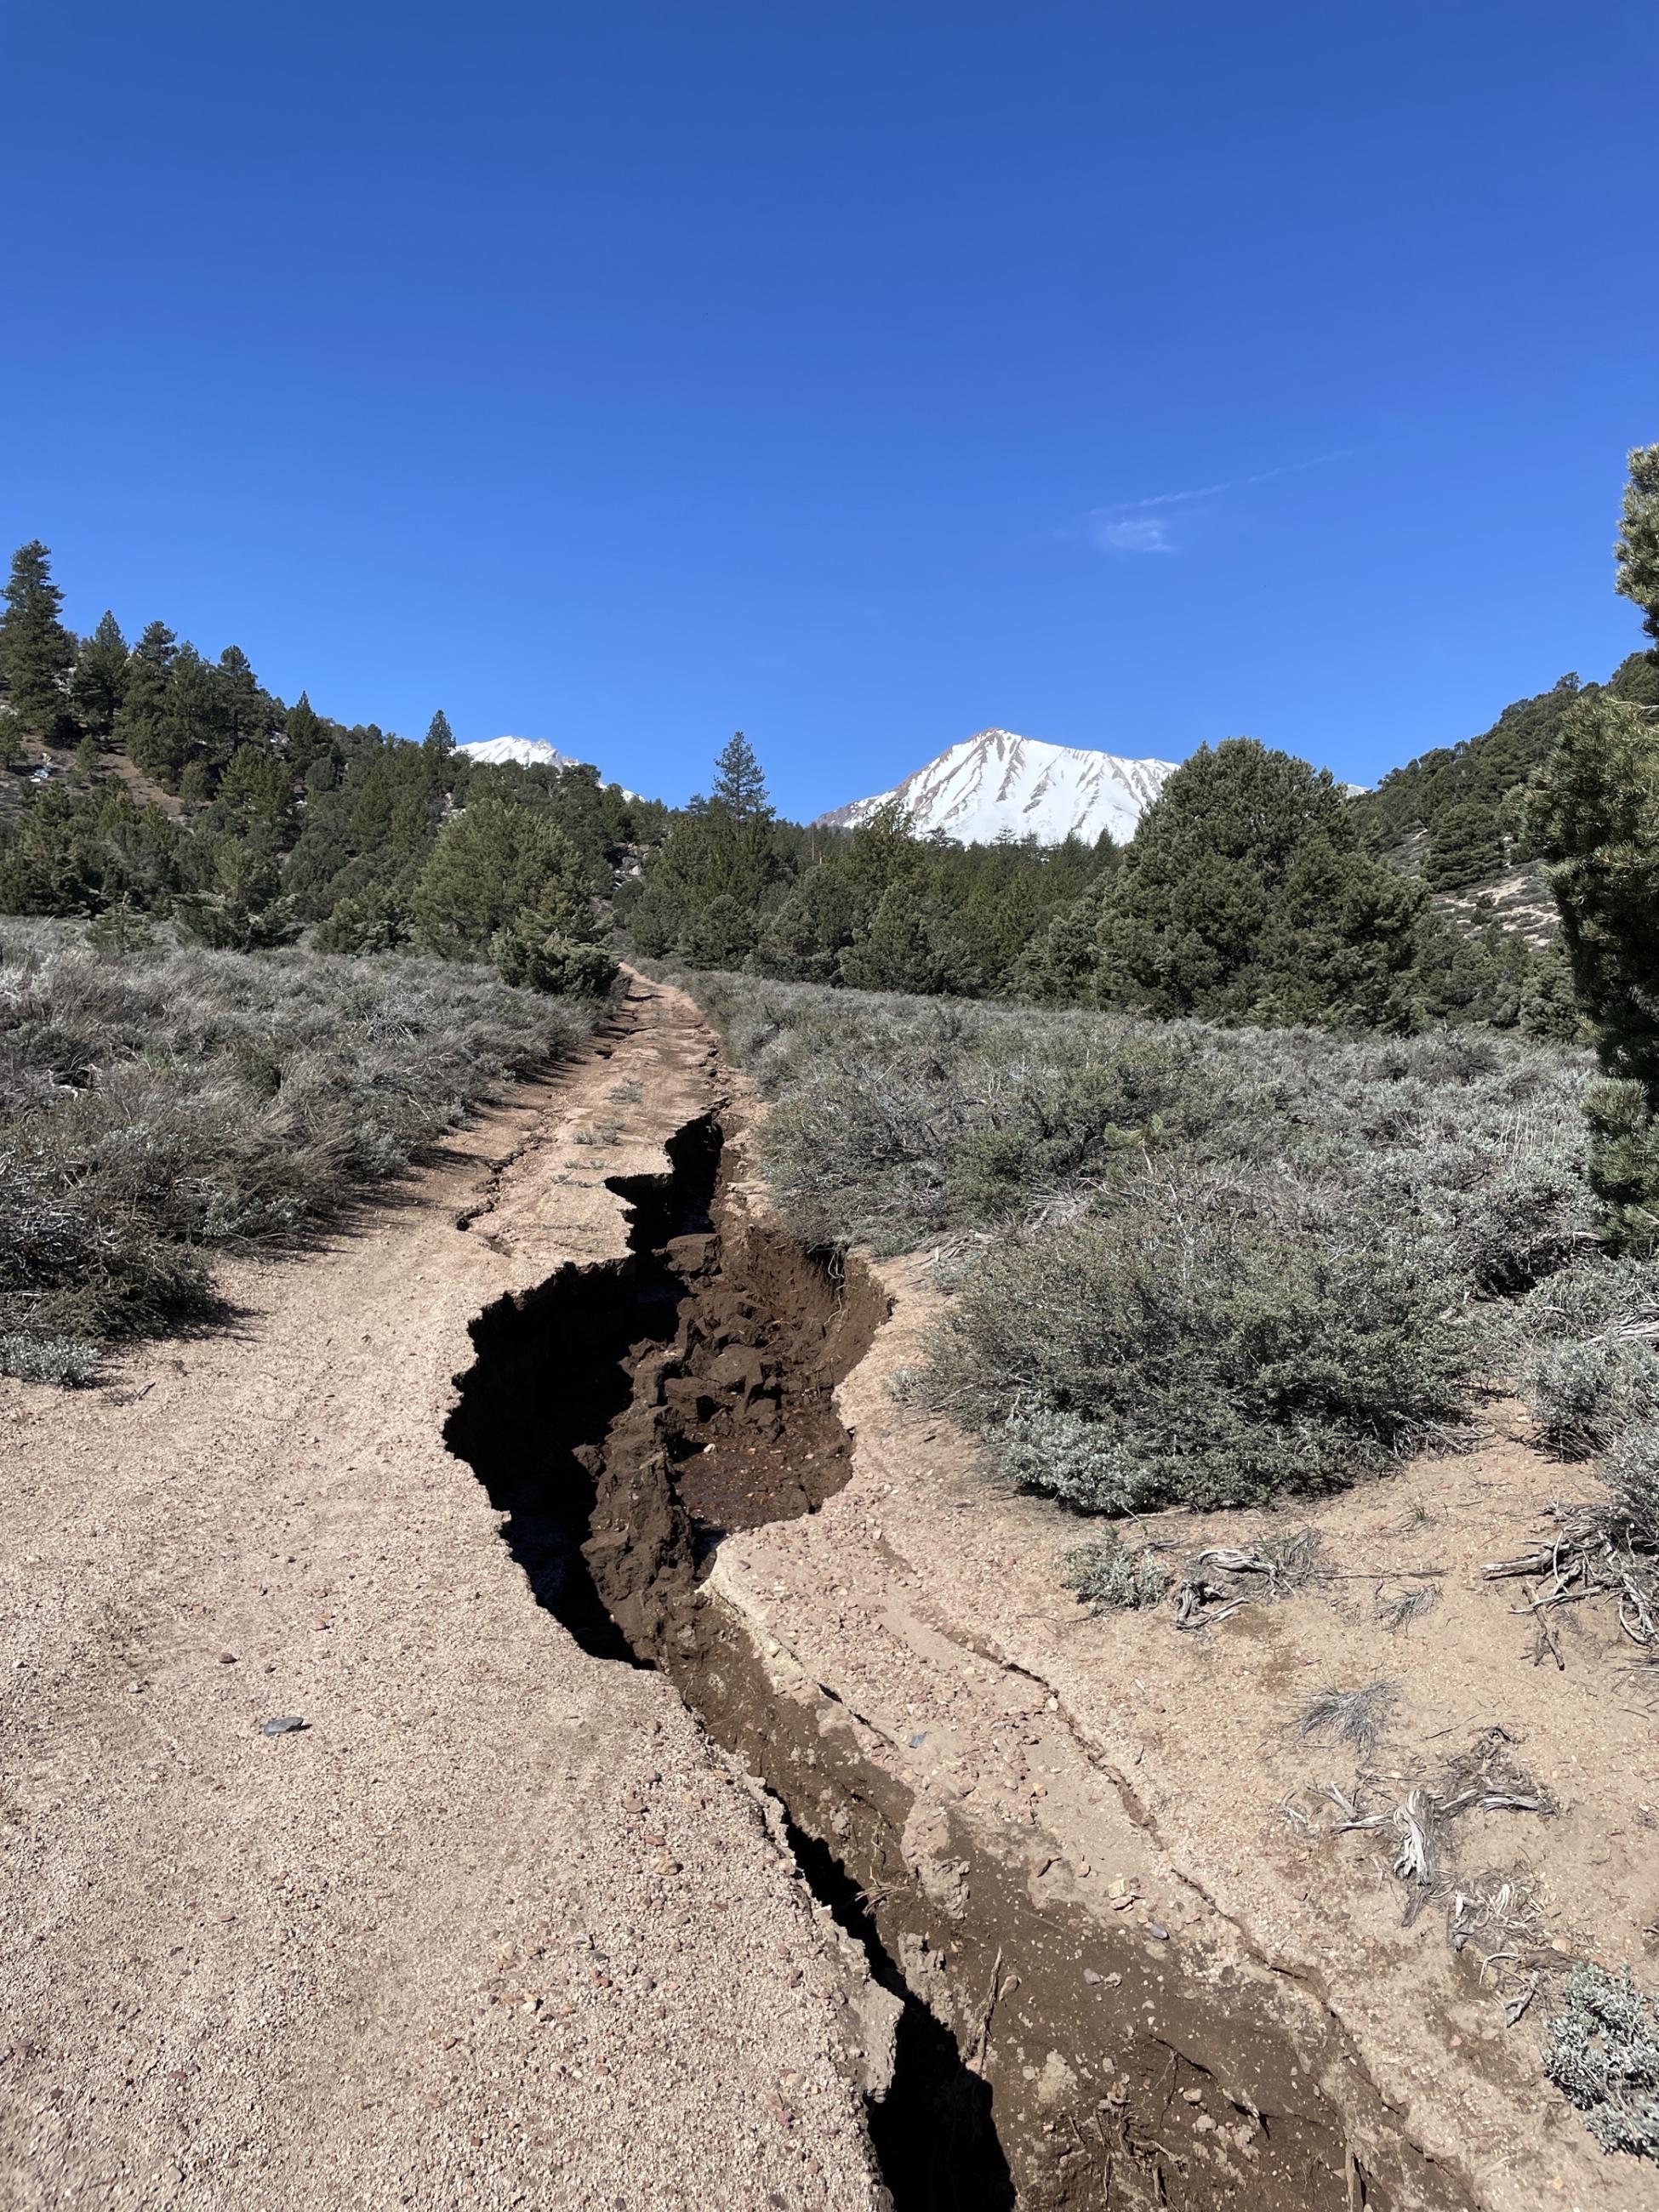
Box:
0;544;662;996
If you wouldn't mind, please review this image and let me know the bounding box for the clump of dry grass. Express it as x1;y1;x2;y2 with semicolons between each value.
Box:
0;923;591;1380
1377;1583;1440;1633
1298;1679;1399;1759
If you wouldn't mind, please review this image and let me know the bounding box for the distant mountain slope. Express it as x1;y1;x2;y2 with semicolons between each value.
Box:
459;735;583;771
1352;652;1659;930
818;728;1178;847
459;734;641;802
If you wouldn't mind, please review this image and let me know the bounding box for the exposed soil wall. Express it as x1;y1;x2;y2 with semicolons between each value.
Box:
445;1109;1479;2211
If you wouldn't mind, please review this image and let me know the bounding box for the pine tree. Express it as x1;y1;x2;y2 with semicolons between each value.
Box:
1094;738;1427;1029
215;744;295;832
751;868;859;983
676;892;759;969
1011;871;1118;1002
1519;940;1588;1044
628;735;789;961
71;611;130;738
112;622;178;780
839;798;924;921
421;707;457;799
214;646;270;746
710;731;771;821
1616;443;1659;647
413;797;600;955
167;646;233;786
0;541;77;739
283;693;335;782
1529;684;1659;1250
1527;690;1659;1092
838;878;983;997
174;837;299;949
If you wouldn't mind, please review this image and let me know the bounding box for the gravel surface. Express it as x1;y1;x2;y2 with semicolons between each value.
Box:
0;979;891;2212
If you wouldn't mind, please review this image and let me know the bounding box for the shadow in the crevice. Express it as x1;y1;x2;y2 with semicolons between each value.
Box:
784;1815;1016;2211
441;1115;721;1664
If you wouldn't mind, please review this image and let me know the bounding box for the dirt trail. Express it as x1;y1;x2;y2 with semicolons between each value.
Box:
0;978;891;2212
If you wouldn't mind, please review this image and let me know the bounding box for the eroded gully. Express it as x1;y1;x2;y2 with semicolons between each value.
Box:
442;1099;1475;2212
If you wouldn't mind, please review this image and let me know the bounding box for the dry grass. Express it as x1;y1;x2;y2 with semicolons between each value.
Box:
1297;1680;1399;1759
1377;1584;1441;1633
1;920;592;1380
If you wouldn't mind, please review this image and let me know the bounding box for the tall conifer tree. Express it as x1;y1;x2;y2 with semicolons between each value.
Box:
71;612;130;738
1616;443;1659;647
1530;446;1659;1249
111;621;177;776
710;731;770;821
0;541;77;738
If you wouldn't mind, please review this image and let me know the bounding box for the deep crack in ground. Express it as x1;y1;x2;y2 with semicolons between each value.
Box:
445;1110;1013;2209
444;1103;1472;2212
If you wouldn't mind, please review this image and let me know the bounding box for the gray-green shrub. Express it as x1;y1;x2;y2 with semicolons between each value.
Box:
1;922;591;1373
1544;1962;1659;2159
696;975;1594;1515
929;1190;1468;1511
1599;1422;1659;1548
1063;1535;1172;1612
1525;1337;1659;1458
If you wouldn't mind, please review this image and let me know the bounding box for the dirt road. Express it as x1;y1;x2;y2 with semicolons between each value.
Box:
0;979;889;2212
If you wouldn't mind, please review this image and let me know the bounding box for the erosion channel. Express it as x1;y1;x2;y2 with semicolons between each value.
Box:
444;1106;1470;2212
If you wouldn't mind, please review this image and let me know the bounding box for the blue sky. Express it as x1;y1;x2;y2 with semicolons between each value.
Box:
2;2;1653;817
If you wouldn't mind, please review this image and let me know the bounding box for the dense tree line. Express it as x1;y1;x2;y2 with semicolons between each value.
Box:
619;732;1115;997
0;543;663;995
620;728;1545;1034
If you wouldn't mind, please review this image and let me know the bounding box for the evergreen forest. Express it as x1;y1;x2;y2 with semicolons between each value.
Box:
3;446;1656;1058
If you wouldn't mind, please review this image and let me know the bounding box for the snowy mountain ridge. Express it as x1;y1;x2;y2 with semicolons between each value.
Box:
458;734;639;801
458;735;583;772
818;728;1179;847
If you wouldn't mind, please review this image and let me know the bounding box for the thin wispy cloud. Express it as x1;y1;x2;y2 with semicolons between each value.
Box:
1086;445;1374;555
1092;514;1174;554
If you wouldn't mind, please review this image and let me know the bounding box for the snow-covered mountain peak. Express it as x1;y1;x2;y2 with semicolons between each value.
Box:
458;735;582;772
818;729;1178;847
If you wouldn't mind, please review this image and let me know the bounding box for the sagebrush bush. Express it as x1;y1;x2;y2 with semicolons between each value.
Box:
1544;1962;1659;2160
928;1189;1468;1511
695;974;1596;1516
1063;1535;1172;1612
0;1333;101;1387
0;922;591;1374
1599;1422;1659;1548
1525;1337;1659;1458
